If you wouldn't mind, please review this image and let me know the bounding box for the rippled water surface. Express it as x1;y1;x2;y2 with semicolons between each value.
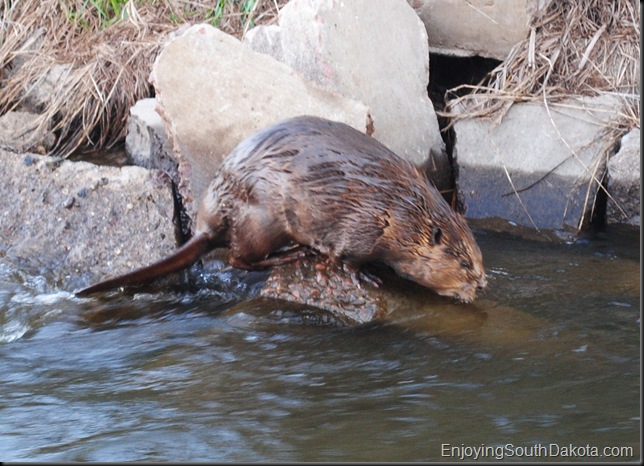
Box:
0;225;640;461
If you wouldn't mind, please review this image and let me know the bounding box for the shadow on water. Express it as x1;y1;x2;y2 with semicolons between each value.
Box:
0;224;640;462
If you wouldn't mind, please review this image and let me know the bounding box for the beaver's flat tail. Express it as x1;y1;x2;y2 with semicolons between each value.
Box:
75;233;214;296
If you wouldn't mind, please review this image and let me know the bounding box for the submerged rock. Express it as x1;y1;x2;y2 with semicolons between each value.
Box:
259;256;388;325
256;254;480;326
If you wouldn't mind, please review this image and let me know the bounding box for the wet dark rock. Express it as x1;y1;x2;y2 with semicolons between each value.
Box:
256;254;472;326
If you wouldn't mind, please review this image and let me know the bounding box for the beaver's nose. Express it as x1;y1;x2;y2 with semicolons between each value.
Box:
477;276;488;292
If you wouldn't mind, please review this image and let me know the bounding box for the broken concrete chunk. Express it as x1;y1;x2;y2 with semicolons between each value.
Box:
0;149;176;290
452;95;624;231
125;98;178;183
409;0;537;60
150;23;370;220
606;129;640;226
245;0;445;167
0;111;55;154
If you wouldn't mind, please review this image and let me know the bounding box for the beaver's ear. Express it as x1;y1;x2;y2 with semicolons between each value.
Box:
431;226;443;245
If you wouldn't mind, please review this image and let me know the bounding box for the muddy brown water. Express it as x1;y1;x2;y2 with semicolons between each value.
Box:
0;224;640;461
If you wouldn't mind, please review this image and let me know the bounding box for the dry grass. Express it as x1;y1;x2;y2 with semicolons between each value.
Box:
443;0;640;131
1;0;638;158
0;0;286;156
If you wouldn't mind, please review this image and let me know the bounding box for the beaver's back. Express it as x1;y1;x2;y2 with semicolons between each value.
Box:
218;116;456;262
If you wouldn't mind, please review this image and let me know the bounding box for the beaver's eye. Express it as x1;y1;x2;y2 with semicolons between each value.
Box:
460;259;471;269
432;226;443;245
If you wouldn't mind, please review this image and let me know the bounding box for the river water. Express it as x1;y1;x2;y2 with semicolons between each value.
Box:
0;224;640;462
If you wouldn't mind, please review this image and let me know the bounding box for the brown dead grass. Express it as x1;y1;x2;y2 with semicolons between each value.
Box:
0;0;286;156
1;0;638;158
443;0;640;132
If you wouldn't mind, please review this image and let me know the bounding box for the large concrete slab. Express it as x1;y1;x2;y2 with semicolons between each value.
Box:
408;0;540;60
452;95;623;231
150;24;370;220
245;0;445;167
0;150;176;290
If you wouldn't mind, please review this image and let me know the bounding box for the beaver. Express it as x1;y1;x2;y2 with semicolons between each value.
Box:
76;116;487;302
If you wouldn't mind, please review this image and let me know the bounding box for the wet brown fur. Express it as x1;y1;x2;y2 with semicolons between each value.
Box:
77;116;487;301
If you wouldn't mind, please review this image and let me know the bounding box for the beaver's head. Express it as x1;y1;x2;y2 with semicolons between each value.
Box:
390;211;487;303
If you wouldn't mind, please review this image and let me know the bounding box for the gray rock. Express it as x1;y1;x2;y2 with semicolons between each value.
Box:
244;24;284;61
245;0;445;167
4;28;47;79
0;149;177;290
21;63;76;114
3;28;71;115
0;111;55;153
408;0;542;60
125;98;177;183
150;23;370;221
452;95;623;231
606;130;640;226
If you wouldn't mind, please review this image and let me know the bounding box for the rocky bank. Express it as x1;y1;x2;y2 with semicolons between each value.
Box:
0;0;639;324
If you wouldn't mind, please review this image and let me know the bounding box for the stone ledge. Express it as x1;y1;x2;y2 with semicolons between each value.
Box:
0;150;177;290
